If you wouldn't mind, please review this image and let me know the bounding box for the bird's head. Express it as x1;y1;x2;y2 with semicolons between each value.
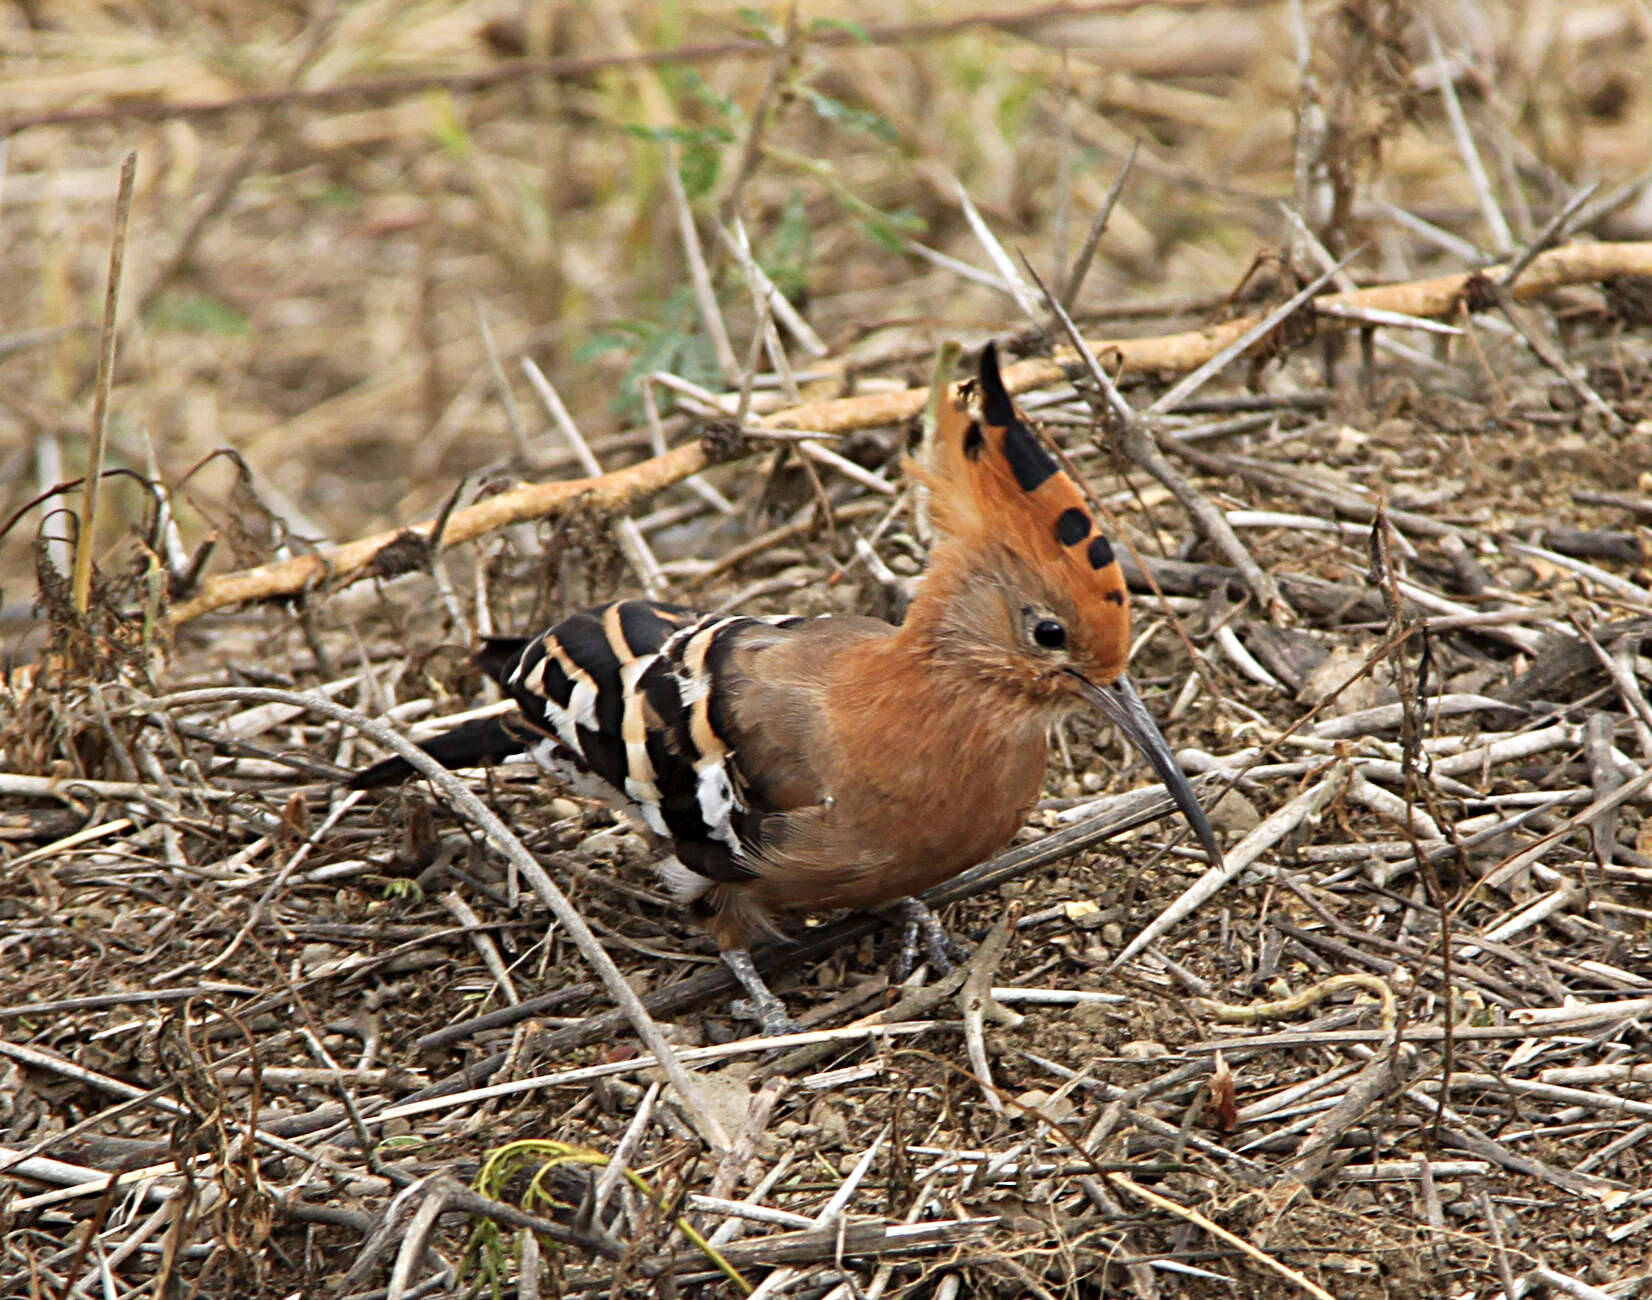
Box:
911;341;1221;864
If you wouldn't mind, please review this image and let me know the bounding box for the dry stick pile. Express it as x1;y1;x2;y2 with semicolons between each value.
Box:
6;237;1652;1298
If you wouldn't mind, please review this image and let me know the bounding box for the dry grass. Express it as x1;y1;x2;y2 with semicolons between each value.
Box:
3;2;1652;1297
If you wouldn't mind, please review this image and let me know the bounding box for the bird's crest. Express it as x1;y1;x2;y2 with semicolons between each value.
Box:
917;342;1131;663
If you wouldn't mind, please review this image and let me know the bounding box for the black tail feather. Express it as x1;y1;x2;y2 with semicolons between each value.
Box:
349;714;530;789
474;636;532;686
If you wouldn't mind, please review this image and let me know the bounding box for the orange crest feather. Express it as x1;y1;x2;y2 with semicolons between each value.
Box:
915;342;1131;669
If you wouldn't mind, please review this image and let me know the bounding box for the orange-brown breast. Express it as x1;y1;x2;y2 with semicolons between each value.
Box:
735;628;1050;919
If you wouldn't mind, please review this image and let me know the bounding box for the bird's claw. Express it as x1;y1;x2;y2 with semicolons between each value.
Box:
893;897;970;980
723;948;801;1036
729;996;803;1037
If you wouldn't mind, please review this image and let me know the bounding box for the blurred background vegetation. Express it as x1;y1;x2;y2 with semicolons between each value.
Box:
0;0;1647;632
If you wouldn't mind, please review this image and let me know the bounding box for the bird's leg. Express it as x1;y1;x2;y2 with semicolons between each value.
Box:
722;949;801;1036
892;897;970;981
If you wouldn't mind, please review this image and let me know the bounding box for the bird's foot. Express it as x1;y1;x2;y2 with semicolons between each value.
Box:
893;897;970;981
723;949;801;1036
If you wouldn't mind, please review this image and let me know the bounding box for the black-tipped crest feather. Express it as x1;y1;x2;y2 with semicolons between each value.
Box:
978;341;1016;428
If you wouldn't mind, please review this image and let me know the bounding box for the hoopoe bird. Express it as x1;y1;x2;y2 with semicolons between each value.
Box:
352;343;1219;1033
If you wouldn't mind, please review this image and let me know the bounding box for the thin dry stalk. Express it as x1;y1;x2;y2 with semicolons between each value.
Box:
1423;15;1511;256
664;145;738;382
1108;1173;1336;1300
70;150;137;616
1062;141;1137;307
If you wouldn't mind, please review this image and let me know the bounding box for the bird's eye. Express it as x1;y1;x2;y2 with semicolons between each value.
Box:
1033;619;1067;650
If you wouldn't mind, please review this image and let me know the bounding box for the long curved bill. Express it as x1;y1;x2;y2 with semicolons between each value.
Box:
1078;673;1223;866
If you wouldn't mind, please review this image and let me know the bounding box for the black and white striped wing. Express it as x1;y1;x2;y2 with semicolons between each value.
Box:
498;600;806;885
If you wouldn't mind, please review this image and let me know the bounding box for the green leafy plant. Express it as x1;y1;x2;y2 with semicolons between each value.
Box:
760;191;814;302
144;292;250;336
799;87;898;144
623;122;735;199
575;288;723;417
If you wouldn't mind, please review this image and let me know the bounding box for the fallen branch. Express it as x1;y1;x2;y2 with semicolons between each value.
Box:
764;241;1652;435
163;241;1652;627
165;440;718;626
